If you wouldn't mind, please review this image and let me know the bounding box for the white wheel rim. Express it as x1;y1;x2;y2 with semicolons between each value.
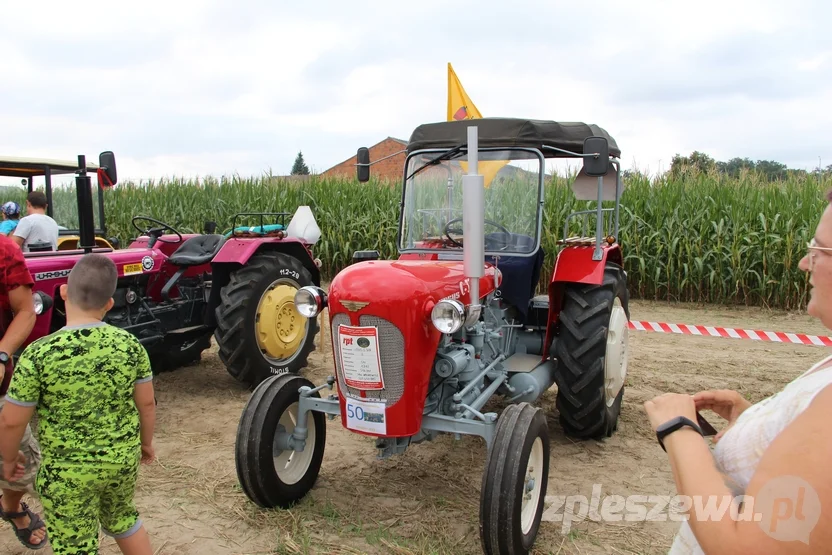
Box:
273;402;316;484
520;437;544;535
604;297;628;407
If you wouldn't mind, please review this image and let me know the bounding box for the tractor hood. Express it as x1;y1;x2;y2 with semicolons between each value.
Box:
328;259;501;322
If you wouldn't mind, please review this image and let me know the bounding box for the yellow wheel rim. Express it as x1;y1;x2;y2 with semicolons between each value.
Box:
256;282;307;361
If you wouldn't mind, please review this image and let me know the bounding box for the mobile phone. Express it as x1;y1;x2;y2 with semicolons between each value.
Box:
696;412;718;436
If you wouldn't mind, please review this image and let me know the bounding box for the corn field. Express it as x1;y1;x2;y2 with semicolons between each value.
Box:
8;168;831;311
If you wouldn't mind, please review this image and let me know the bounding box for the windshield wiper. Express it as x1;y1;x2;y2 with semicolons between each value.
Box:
406;144;466;181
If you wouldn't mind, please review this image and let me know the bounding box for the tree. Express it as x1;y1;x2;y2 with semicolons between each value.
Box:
291;151;310;175
669;151;717;177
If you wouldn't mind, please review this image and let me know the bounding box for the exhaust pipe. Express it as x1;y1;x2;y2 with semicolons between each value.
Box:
462;126;484;325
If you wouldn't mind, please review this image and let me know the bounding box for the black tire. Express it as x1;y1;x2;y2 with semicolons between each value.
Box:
150;331;213;374
480;403;550;555
214;251;319;388
553;261;630;440
235;373;326;509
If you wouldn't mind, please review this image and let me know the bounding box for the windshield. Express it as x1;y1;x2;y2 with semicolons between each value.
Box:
399;148;542;256
50;180;104;233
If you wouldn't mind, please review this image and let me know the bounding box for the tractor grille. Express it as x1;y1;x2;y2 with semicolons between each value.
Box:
331;313;405;406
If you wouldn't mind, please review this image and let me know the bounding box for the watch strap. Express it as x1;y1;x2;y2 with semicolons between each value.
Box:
656;416;703;452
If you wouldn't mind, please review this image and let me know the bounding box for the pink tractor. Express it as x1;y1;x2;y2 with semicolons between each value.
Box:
4;152;324;385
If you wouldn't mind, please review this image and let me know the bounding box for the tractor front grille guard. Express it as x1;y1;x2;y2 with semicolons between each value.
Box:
331;313;406;406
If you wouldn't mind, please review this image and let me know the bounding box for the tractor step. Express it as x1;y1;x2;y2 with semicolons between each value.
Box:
167;324;210;336
503;353;542;373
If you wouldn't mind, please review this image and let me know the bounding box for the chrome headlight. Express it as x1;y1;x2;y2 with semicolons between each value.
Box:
32;291;53;315
431;299;465;334
294;286;327;318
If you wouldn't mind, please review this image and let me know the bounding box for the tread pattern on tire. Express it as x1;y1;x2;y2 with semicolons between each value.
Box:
235;373;326;509
480;402;550;555
214;251;319;388
553;262;629;440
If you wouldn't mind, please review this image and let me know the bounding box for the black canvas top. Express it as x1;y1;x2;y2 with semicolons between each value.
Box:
406;118;620;158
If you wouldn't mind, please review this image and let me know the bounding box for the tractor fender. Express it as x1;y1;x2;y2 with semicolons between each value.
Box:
212;237;320;283
205;238;322;328
542;243;624;358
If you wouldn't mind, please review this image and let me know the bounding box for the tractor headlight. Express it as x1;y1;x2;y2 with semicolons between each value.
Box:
294;286;327;318
431;299;465;334
32;291;53;315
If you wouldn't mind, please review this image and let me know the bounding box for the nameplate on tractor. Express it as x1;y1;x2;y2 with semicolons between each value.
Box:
344;396;387;435
337;324;385;390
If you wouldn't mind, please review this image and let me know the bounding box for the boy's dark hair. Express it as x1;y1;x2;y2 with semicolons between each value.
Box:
67;254;118;311
27;191;48;209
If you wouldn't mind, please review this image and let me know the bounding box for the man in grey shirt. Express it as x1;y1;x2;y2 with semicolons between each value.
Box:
11;191;59;252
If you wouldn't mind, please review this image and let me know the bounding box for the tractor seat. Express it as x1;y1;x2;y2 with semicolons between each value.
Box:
168;234;226;267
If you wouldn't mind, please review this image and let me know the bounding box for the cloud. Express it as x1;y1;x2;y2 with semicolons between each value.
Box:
0;0;829;190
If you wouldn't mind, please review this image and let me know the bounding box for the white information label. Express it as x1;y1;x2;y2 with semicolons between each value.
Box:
344;396;387;434
338;325;384;390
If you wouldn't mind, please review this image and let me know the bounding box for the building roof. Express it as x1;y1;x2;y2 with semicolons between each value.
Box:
323;136;407;173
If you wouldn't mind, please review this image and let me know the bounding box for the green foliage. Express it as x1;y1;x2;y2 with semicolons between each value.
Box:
669;151;826;182
34;167;832;311
291;151;310;175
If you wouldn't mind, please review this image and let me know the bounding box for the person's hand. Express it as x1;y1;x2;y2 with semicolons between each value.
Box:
644;393;698;432
2;451;26;482
693;389;751;442
140;443;155;464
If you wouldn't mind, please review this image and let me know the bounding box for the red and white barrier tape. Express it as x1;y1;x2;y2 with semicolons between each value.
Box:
628;321;832;347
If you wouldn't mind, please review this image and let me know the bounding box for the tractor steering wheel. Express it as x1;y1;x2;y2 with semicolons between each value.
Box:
131;216;184;245
443;217;513;250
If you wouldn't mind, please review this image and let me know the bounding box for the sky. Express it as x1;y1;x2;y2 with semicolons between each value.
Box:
0;0;830;188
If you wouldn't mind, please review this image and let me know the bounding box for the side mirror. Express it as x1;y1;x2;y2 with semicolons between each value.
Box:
582;137;609;177
98;151;118;187
356;147;370;182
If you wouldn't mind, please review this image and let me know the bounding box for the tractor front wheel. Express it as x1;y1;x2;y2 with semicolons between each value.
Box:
480;402;550;555
214;251;319;388
235;374;327;508
553;261;629;439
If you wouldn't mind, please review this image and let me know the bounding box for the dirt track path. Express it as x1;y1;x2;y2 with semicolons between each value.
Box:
1;300;828;555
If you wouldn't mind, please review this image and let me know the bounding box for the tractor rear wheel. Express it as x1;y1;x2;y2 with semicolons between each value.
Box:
480;402;549;555
214;251;319;388
235;373;326;508
553;261;629;439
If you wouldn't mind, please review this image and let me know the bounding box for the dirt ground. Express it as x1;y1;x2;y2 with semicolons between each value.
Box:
2;299;830;555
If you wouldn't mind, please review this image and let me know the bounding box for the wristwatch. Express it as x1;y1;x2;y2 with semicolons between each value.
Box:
655;416;704;452
0;352;8;366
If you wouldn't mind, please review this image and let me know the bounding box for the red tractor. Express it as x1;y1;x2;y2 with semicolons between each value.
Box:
234;118;629;554
3;153;323;385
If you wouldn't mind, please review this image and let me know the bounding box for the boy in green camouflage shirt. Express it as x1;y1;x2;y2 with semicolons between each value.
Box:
0;254;156;555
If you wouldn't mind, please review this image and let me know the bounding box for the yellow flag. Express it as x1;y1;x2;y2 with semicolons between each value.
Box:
447;63;508;187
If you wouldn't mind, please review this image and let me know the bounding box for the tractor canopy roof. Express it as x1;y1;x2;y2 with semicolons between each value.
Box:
406;118;620;159
0;156;100;178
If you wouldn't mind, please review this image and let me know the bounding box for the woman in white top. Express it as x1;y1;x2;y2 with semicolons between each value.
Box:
644;193;832;554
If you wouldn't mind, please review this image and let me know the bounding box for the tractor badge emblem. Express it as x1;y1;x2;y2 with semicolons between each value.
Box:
340;300;369;312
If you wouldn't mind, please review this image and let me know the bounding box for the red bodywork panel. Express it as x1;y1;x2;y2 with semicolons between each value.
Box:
128;234;211;301
542;243;623;358
23;246;170;349
328;259;501;438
